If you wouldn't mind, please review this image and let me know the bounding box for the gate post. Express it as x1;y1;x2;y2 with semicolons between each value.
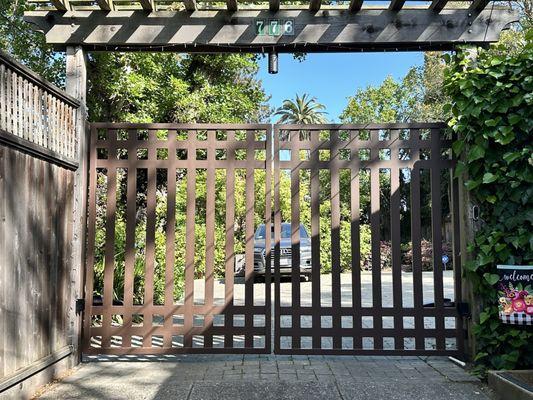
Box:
455;46;481;362
65;46;89;362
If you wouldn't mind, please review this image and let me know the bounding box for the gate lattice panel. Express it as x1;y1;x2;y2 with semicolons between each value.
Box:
273;123;464;356
83;122;464;357
83;123;272;354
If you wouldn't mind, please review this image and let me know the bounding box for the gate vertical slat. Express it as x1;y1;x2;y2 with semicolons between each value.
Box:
184;148;196;349
273;126;281;353
389;128;403;349
82;126;97;351
430;129;445;351
224;129;236;350
144;153;157;347
245;129;255;349
350;138;362;350
264;126;273;353
310;129;321;350
204;129;216;349
102;142;117;349
369;157;383;350
390;161;403;350
290;131;301;349
330;129;342;350
122;142;137;348
411;200;425;347
164;130;177;349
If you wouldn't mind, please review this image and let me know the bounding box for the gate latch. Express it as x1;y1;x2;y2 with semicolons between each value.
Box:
75;298;85;315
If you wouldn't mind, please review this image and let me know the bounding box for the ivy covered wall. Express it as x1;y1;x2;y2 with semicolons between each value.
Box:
444;32;533;372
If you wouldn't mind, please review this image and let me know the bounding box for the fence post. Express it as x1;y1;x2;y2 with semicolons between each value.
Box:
65;46;88;362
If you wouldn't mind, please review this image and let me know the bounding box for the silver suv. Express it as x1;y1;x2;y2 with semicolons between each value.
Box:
251;223;312;281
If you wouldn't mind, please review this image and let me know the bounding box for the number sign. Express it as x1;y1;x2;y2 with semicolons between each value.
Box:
255;19;295;37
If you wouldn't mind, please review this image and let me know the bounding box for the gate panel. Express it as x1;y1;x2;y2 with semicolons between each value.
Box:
273;123;463;356
83;123;272;354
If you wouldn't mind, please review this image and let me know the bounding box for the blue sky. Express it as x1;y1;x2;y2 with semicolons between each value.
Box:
258;52;424;122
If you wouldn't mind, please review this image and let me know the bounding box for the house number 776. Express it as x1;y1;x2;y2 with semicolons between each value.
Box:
255;19;295;36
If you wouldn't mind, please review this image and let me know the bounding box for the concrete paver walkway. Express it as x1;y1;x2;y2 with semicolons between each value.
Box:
34;355;494;400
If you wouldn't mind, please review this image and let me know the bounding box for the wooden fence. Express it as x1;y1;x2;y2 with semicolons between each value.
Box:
0;50;79;167
0;50;81;398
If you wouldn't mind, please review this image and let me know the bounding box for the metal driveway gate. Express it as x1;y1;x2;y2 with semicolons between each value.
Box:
273;123;463;356
83;123;272;354
83;122;463;357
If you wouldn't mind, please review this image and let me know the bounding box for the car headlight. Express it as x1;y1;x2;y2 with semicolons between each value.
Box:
254;247;265;255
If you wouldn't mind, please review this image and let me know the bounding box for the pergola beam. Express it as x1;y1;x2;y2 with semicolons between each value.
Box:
309;0;321;12
24;9;517;52
348;0;364;13
429;0;449;13
183;0;197;12
139;0;154;11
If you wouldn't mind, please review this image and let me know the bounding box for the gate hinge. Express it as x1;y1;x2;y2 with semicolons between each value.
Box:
457;302;470;317
75;298;85;315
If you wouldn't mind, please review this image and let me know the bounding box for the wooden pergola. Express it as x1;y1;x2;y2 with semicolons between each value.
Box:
24;1;518;52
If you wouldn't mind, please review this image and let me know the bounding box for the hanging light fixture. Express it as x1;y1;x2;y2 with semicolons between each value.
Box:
268;50;278;74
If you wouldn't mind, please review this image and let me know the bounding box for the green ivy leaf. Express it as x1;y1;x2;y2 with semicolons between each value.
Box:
465;179;482;190
468;145;485;161
452;141;465;156
503;152;521;163
480;311;490;324
508;114;521;125
482;173;498;184
474;352;489;361
483;273;500;286
494;243;507;252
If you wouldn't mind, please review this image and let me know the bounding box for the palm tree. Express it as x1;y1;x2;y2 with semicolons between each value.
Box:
274;93;328;124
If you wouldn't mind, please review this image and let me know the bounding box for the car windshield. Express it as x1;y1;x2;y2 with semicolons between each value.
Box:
254;224;309;239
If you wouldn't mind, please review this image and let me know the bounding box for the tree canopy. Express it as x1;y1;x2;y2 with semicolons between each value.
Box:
340;52;448;123
274;93;328;124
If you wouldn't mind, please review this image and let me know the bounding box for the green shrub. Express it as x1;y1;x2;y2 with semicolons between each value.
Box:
444;31;533;372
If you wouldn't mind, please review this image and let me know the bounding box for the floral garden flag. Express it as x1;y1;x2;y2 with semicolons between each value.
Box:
497;265;533;326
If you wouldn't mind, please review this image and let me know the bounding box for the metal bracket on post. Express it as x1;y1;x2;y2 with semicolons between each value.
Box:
75;298;85;315
457;302;470;317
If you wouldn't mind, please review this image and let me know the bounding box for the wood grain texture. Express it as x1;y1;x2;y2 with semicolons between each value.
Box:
0;143;75;380
23;9;517;52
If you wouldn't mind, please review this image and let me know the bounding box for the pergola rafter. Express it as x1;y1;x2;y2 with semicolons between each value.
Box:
469;0;491;12
226;0;238;12
27;0;505;14
95;0;113;11
309;0;322;12
348;0;364;13
388;0;406;11
429;0;449;14
269;0;280;12
50;0;69;11
139;0;155;11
